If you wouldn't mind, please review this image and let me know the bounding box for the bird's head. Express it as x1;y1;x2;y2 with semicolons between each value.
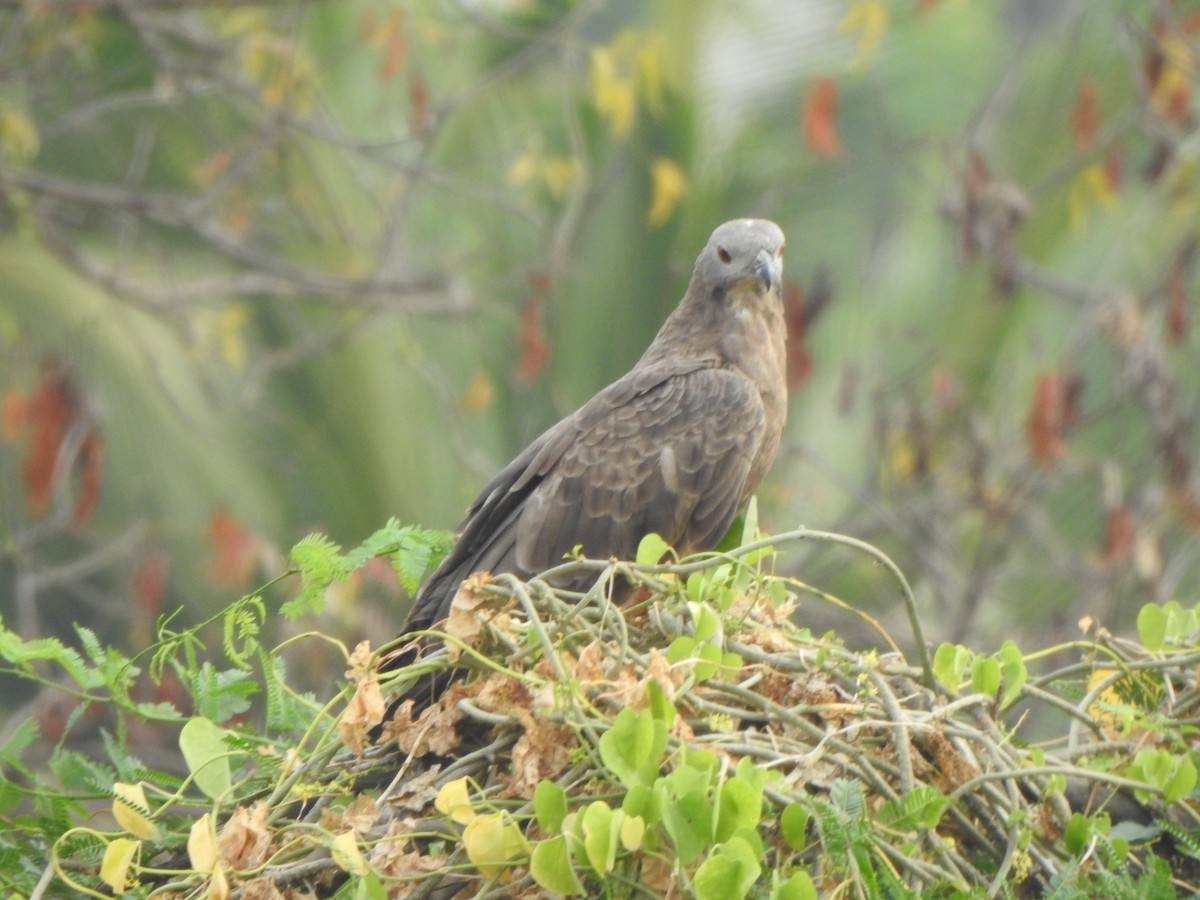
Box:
694;218;785;300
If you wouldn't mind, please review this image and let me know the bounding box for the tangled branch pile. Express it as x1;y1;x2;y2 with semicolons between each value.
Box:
28;529;1200;898
195;532;1196;899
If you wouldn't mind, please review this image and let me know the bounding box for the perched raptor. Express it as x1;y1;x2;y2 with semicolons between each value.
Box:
400;218;788;639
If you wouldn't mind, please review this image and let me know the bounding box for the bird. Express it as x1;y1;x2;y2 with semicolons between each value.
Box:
398;218;788;646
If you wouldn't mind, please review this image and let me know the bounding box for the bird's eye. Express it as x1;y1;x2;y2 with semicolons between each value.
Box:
717;245;732;264
777;245;785;258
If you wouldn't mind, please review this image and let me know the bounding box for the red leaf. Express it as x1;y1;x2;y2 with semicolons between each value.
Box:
1027;373;1067;466
207;510;263;588
515;289;550;384
915;0;942;16
1071;79;1100;152
802;76;842;159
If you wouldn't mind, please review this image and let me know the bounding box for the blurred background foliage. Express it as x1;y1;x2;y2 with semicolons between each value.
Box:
2;0;1199;727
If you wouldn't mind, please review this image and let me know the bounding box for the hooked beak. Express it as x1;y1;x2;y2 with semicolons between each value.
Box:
753;249;779;291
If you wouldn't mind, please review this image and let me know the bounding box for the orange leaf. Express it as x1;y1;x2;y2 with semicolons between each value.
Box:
1071;79;1100;151
802;76;841;159
515;293;550;383
22;358;78;516
207;510;263;588
1027;373;1071;466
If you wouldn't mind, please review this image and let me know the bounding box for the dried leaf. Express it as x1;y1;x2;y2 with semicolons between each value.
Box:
802;76;841;159
218;803;273;870
189;813;218;872
338;673;385;754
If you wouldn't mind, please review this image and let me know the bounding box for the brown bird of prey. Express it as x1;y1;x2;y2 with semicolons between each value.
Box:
400;218;788;641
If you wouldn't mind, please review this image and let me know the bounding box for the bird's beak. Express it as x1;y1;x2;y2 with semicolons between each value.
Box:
753;249;779;291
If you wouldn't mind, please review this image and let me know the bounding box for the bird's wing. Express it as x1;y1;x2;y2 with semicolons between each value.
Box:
402;361;766;633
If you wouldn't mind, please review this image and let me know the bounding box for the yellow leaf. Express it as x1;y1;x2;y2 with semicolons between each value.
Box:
0;109;39;163
217;304;250;371
634;34;666;114
646;157;688;227
619;814;645;851
208;864;230;900
112;782;161;841
1068;163;1116;231
462;811;529;877
189;813;218;872
838;0;889;70
590;47;637;138
100;838;139;893
886;429;919;482
331;830;368;876
435;776;476;825
460;369;496;414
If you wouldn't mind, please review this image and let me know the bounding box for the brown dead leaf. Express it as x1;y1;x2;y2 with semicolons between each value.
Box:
444;572;499;657
218;802;273;870
1167;257;1190;344
475;674;535;727
371;820;448;881
338;674;385;754
508;718;572;798
239;878;286;900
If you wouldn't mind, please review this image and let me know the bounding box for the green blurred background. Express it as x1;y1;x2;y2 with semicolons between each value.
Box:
2;0;1197;690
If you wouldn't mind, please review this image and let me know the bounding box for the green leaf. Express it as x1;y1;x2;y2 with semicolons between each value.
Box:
1064;812;1092;856
636;532;672;567
775;870;818;900
878;786;947;831
997;640;1027;709
1164;753;1197;802
530;835;584;896
534;780;568;833
622;784;660;826
691;603;722;643
780;803;809;851
580;801;619;876
598;708;664;787
657;786;714;865
715;777;762;842
693;836;761;900
179;717;232;801
970;655;1000;697
1137;603;1167;651
933;642;969;693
